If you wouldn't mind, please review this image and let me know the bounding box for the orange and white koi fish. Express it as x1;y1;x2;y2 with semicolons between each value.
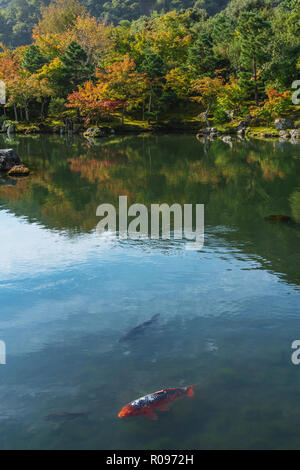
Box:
118;385;195;420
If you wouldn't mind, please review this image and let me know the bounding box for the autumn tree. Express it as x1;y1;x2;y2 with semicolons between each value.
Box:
65;16;112;66
66;81;123;124
96;54;148;124
165;66;192;100
216;76;247;117
191;76;224;127
0;45;21;81
142;11;193;69
6;74;54;121
0;45;21;119
34;0;86;36
32;0;88;57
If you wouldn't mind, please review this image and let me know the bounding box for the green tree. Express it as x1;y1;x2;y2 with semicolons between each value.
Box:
237;11;272;105
0;12;11;44
187;33;216;76
263;0;300;89
2;0;41;47
138;49;165;114
59;41;95;95
21;45;48;73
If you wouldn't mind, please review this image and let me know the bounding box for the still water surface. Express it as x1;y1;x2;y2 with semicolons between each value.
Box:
0;134;299;449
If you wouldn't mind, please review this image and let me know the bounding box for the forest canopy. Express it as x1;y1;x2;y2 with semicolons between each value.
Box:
1;0;229;47
0;0;299;129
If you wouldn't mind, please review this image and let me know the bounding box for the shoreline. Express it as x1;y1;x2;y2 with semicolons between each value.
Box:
1;116;300;142
1;128;300;142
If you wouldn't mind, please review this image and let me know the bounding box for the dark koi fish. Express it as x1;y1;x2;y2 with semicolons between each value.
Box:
119;314;160;342
264;214;293;224
118;385;195;420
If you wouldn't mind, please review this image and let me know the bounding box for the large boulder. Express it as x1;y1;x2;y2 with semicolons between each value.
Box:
279;130;290;139
274;118;294;130
237;127;246;136
221;135;232;144
1;121;15;134
7;125;15;134
83;127;106;139
290;129;300;139
197;127;219;138
0;149;21;171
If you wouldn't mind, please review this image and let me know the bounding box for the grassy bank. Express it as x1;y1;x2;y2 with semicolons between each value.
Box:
1;105;300;140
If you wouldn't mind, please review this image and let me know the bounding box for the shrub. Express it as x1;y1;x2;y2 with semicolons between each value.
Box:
250;89;292;122
48;97;66;116
213;106;230;124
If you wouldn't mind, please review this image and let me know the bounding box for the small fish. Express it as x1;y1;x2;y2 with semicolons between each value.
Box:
119;314;160;342
264;214;293;224
45;412;88;423
118;385;195;420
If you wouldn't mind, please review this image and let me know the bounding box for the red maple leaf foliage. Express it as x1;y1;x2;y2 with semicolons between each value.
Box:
66;91;124;124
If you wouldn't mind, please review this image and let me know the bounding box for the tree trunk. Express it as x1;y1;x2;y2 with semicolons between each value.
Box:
41;98;45;119
148;89;152;113
204;100;211;127
252;56;258;106
25;104;29;122
14;104;18;121
121;103;126;126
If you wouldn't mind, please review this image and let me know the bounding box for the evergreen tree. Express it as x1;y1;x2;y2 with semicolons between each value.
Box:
187;33;216;75
138;48;165;114
21;45;48;73
139;49;165;79
59;41;95;95
0;12;11;43
237;11;272;105
3;0;42;47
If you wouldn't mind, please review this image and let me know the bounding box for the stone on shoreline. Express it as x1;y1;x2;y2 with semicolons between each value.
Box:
274;118;294;130
83;127;106;139
0;149;21;171
290;129;300;139
279;130;290;139
237;128;246;136
196;127;219;138
7;165;30;177
221;135;232;145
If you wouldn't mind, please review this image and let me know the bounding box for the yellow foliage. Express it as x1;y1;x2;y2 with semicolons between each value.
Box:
165;67;192;99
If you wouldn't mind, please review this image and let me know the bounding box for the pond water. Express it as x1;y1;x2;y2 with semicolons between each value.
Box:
0;133;299;450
